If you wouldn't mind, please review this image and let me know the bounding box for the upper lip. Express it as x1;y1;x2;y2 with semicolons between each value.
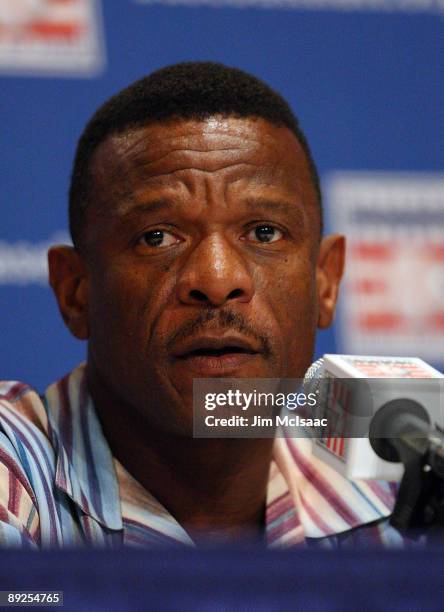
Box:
171;334;261;359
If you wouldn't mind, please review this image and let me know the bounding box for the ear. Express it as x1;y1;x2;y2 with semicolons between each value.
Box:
48;246;90;340
316;234;346;329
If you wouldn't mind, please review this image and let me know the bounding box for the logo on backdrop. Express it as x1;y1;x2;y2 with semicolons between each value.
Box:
0;232;71;285
134;0;444;11
0;0;105;76
325;172;444;363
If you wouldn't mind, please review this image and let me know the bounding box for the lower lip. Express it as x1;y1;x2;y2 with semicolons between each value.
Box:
174;352;260;375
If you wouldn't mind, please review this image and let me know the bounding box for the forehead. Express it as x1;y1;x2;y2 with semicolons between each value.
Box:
89;116;318;218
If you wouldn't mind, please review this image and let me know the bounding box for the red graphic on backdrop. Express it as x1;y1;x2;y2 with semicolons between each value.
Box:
327;173;444;362
0;0;104;75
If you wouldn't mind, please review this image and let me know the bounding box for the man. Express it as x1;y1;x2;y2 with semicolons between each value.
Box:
0;62;404;548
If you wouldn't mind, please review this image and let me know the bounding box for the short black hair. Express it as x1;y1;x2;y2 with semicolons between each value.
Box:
69;61;322;250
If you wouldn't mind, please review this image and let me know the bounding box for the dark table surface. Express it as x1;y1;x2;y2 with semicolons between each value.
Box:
1;547;444;611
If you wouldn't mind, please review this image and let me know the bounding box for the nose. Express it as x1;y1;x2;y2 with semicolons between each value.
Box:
176;234;255;307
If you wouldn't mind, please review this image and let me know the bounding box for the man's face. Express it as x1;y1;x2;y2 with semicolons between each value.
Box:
51;116;343;433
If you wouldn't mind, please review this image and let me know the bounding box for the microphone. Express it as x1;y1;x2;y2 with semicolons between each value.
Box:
304;354;443;481
369;397;444;531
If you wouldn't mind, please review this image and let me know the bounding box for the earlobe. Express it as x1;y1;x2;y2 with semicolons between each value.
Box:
48;245;90;340
316;234;346;329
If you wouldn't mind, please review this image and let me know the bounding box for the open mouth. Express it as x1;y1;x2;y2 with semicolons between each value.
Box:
181;346;256;359
171;335;261;373
175;345;259;374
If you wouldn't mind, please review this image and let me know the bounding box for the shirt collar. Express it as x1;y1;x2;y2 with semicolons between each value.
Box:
44;364;395;543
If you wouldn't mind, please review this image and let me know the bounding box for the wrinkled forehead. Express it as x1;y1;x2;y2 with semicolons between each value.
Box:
88;116;319;222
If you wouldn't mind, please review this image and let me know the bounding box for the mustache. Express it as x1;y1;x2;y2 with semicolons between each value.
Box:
165;309;273;358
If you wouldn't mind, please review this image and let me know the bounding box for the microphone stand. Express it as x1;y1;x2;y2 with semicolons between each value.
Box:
370;399;444;535
389;429;444;535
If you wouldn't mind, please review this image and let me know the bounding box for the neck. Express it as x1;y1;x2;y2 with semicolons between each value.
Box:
88;370;274;545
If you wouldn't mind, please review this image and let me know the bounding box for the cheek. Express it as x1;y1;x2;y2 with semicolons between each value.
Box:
264;259;318;321
261;261;318;366
87;265;165;350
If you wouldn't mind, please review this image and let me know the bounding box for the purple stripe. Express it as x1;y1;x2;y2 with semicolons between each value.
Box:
55;452;68;490
0;451;40;542
0;504;10;523
267;514;301;544
347;522;385;548
78;377;104;521
266;492;295;524
2;383;31;402
0;411;59;546
8;469;20;515
80;488;92;518
123;517;187;545
0;447;37;506
124;533;185;548
285;438;360;526
26;505;37;537
364;480;395;510
299;494;333;534
0;506;37;546
389;482;398;497
81;512;93;543
58;377;73;463
368;523;386;547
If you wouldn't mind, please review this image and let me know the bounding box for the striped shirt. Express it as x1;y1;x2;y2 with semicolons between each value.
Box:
0;363;415;549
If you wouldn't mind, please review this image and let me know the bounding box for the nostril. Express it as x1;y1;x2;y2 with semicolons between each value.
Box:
228;289;243;300
189;289;208;302
184;287;249;306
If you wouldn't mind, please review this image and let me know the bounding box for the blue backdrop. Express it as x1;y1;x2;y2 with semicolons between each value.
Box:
1;2;443;390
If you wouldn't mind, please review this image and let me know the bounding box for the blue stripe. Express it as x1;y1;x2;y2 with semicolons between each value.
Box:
350;481;384;517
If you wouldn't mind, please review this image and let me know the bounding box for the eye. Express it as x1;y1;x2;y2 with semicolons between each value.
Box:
246;225;284;244
138;229;180;248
